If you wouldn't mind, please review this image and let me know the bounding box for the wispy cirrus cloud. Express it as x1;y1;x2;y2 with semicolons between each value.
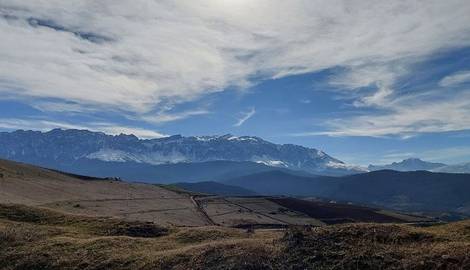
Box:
310;73;470;138
234;107;256;127
139;109;210;125
328;63;408;107
439;70;470;87
1;0;470;132
301;94;470;138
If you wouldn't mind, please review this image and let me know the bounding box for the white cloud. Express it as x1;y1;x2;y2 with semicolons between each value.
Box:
1;0;470;129
139;109;210;124
439;70;470;87
309;88;470;137
328;64;407;107
32;101;98;113
0;118;167;139
234;107;256;127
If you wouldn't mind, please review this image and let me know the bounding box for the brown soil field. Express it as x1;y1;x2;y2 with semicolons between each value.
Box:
197;196;325;227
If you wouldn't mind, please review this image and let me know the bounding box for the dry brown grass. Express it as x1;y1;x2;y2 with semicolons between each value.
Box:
281;223;470;269
1;203;469;270
0;204;280;270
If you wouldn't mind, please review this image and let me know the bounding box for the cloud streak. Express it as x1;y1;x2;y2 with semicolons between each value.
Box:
234;107;256;127
139;109;210;124
439;70;470;87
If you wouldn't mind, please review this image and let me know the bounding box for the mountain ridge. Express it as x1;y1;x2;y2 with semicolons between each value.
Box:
0;128;365;176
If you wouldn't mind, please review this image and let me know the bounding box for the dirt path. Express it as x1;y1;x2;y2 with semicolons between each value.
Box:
190;196;217;226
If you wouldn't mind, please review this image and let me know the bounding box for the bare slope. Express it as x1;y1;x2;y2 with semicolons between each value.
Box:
0;159;325;227
0;159;208;226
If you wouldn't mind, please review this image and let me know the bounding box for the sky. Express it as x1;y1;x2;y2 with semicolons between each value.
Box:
1;0;470;166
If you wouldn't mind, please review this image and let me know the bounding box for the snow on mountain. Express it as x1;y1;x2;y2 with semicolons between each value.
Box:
85;148;189;164
253;157;289;168
0;129;364;176
327;161;366;171
86;149;138;163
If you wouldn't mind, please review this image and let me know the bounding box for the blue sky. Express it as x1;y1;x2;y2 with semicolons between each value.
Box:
1;1;470;166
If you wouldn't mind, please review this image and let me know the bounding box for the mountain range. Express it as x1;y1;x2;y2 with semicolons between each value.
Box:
369;158;470;173
1;129;469;181
0;129;365;178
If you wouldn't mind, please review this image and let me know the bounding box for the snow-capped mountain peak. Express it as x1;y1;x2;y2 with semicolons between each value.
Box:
0;129;365;176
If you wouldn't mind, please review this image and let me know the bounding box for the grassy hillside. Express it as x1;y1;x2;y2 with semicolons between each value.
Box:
1;203;469;270
0;159;210;226
0;204;278;270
